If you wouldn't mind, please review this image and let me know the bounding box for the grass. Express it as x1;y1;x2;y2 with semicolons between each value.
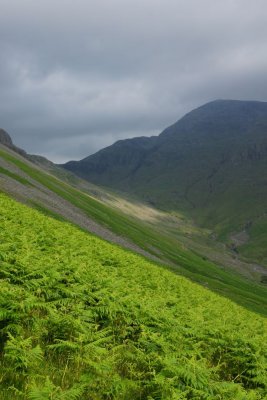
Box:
0;165;34;186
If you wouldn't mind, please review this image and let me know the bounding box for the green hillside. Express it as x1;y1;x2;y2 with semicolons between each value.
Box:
0;193;266;399
62;100;267;262
1;145;267;315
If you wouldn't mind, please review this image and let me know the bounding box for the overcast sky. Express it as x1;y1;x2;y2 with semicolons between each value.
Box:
1;0;267;162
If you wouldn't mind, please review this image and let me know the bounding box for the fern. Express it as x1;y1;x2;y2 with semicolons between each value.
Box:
0;193;266;399
4;335;43;372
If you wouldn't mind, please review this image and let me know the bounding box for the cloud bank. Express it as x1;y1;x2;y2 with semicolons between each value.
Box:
1;0;267;162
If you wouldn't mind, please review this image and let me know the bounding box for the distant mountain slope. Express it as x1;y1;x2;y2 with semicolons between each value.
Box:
62;100;267;260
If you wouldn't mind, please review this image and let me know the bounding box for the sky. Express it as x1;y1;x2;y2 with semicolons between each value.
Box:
1;0;267;162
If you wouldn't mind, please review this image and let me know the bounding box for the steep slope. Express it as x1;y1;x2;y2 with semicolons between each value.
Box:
1;131;267;314
0;142;157;261
62;100;267;261
0;193;266;399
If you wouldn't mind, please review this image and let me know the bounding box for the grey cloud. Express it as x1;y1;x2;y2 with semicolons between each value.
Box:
0;0;267;162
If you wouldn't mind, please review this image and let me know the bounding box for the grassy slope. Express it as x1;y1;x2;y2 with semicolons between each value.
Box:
0;193;266;400
0;148;267;316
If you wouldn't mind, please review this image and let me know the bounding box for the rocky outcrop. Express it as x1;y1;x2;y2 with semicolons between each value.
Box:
0;129;13;147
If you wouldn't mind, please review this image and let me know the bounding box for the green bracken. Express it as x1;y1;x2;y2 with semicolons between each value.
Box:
0;194;266;399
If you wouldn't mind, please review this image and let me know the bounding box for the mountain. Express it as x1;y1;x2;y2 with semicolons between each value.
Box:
62;100;267;263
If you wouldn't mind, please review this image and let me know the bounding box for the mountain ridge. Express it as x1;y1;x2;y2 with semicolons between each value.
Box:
63;99;267;188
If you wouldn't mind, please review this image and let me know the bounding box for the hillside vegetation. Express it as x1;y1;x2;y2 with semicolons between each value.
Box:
1;145;267;315
0;193;266;399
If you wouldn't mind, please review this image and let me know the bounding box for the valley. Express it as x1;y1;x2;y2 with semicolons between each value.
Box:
1;2;267;398
0;133;266;316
